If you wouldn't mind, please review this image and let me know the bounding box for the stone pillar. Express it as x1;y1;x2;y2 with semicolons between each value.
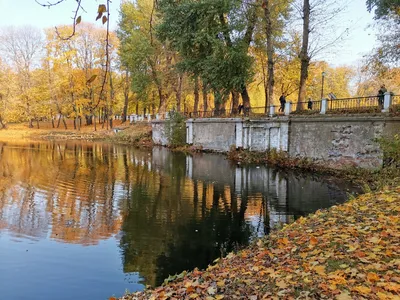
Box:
284;102;291;116
129;114;134;123
320;98;327;114
147;114;151;122
269;105;275;117
156;114;160;120
235;120;243;148
382;92;392;113
165;112;170;119
186;119;193;144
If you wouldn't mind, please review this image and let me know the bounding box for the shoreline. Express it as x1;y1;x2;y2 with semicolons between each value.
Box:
0;123;394;190
117;187;400;299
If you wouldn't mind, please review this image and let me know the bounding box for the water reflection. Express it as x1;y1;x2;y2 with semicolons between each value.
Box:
0;141;358;299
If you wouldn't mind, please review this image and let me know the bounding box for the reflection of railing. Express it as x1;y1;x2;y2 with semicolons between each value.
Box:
327;96;380;113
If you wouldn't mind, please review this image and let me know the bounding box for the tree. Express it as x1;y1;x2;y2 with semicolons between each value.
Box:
295;0;350;105
260;0;292;109
157;0;254;113
366;0;400;19
118;0;179;113
0;26;44;127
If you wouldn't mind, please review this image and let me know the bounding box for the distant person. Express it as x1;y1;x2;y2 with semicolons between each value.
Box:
307;98;313;110
377;84;387;108
279;93;286;112
238;104;244;114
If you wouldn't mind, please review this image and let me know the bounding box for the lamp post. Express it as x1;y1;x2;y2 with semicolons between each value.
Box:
321;71;326;99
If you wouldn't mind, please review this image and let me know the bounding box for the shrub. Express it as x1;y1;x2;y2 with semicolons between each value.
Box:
165;111;186;148
377;134;400;167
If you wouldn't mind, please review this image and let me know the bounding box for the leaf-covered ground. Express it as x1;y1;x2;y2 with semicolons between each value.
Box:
118;188;400;300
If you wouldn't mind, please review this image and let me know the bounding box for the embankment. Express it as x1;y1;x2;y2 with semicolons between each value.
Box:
119;187;400;299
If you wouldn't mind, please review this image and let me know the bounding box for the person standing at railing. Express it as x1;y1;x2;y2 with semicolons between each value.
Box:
279;93;286;112
307;98;313;110
377;84;387;108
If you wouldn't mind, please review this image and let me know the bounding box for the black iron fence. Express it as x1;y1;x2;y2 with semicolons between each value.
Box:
327;96;380;112
133;94;399;121
392;95;400;106
290;101;322;114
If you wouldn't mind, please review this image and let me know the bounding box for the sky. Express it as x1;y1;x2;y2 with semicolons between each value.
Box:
0;0;378;67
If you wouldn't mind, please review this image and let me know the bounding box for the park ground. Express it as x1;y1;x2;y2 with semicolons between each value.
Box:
117;188;400;300
0;121;153;147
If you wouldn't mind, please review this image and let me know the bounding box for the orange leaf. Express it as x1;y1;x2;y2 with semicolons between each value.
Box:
310;236;318;246
367;272;380;282
314;265;326;275
353;286;371;294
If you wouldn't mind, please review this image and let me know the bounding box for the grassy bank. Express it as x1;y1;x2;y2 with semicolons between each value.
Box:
117;187;400;300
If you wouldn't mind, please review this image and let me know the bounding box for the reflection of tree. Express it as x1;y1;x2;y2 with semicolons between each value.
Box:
154;185;254;286
0;141;124;245
119;156;255;287
0;141;356;289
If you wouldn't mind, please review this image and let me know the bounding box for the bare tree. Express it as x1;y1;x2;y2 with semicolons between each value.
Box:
0;26;44;127
294;0;350;106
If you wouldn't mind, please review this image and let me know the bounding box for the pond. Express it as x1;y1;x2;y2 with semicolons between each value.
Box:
0;141;359;300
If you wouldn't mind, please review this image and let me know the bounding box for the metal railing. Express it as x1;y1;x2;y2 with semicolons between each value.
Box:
327;96;380;112
127;94;400;122
290;101;322;114
392;95;400;106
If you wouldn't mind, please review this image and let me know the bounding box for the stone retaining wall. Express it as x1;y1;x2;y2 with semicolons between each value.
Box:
152;115;400;169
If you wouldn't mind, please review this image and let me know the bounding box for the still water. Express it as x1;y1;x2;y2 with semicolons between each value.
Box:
0;141;359;300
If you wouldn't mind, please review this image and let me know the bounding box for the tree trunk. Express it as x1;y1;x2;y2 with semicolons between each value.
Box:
57;114;61;128
194;76;200;117
231;91;239;115
62;116;67;129
263;0;275;109
298;0;310;108
214;91;227;116
176;74;183;112
73;109;77;130
94;114;97;131
158;87;167;113
76;114;81;131
0;115;6;129
241;86;251;115
36;119;39;129
202;84;208;114
29;119;33;128
122;70;129;123
136;102;139;115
